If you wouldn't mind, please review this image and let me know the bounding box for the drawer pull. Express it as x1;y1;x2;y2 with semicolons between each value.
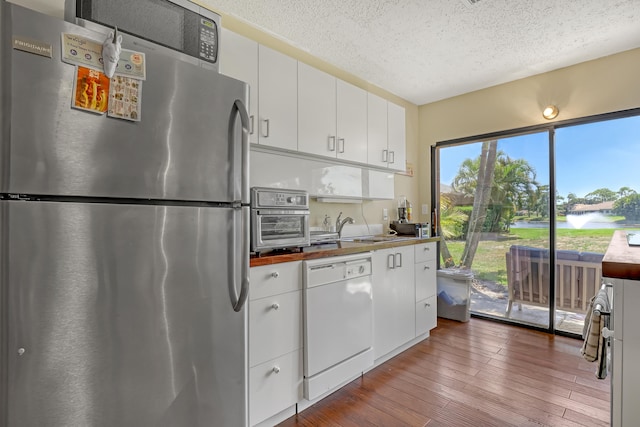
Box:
271;271;280;278
425;303;431;307
272;366;281;374
271;303;280;310
424;265;430;270
423;246;430;251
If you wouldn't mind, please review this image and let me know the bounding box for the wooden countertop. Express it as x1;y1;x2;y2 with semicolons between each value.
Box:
250;236;441;267
602;230;640;280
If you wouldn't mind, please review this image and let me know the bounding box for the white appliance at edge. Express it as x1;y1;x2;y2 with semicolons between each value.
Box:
0;2;250;426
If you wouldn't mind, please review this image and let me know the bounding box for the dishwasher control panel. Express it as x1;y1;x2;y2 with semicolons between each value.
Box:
304;253;372;288
345;260;371;279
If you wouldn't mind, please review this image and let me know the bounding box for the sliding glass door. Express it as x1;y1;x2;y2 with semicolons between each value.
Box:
436;131;550;329
554;115;640;333
435;111;640;334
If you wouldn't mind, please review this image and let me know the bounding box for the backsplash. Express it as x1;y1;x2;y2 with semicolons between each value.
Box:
250;148;394;200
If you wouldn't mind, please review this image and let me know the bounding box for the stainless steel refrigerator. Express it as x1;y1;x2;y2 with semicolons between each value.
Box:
0;2;250;426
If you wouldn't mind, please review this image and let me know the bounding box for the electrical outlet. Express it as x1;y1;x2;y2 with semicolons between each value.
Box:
421;204;428;215
382;208;388;221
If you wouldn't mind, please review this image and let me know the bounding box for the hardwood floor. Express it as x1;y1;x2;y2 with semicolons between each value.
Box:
279;318;610;427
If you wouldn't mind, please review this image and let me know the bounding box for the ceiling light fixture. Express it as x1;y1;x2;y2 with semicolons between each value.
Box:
542;105;559;120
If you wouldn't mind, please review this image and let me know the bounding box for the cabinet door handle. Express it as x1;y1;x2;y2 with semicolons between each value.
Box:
387;253;395;269
425;302;431;307
271;271;279;278
338;138;345;153
272;366;281;374
424;265;430;270
395;252;402;268
249;115;255;135
271;303;280;310
382;149;388;162
389;151;395;164
328;136;336;151
423;246;430;251
262;119;270;137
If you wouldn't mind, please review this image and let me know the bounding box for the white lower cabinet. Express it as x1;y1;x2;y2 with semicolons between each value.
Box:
249;262;302;426
415;295;437;336
414;242;437;336
372;246;415;360
248;241;439;425
250;350;302;426
250;290;302;367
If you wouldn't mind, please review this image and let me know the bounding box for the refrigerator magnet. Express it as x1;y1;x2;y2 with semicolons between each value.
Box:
72;66;110;114
108;75;142;122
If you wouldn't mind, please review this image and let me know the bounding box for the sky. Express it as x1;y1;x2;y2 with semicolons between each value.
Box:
438;115;640;199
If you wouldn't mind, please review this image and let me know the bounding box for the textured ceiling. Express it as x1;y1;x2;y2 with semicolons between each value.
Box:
201;0;640;105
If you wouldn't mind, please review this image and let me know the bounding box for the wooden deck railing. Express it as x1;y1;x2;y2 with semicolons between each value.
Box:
505;245;603;316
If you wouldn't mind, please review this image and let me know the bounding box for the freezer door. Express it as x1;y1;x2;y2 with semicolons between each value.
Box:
1;3;249;203
1;200;248;427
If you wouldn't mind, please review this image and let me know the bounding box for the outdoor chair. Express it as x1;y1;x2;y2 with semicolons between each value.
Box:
505;245;603;316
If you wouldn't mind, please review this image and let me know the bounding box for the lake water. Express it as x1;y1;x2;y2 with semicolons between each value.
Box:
512;213;636;229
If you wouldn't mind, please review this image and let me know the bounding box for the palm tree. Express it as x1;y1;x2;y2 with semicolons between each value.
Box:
453;150;537;232
448;142;538;268
437;193;468;267
460;140;497;269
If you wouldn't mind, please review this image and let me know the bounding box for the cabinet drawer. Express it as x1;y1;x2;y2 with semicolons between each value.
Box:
250;290;302;367
415;259;437;301
415;295;437;336
414;242;436;264
250;350;302;426
250;261;301;300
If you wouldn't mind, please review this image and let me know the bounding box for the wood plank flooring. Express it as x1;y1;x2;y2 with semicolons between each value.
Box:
279;318;610;427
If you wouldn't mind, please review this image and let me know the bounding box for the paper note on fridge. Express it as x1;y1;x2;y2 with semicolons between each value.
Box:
61;33;146;80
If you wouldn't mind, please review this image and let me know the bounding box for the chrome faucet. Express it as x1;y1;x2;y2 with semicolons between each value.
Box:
336;212;354;237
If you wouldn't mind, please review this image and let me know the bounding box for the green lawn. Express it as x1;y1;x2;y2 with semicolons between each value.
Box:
443;227;617;286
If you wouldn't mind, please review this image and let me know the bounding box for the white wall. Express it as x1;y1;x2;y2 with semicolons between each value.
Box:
418;47;640;212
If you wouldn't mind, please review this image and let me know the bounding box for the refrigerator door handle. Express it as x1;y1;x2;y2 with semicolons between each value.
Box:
229;99;250;312
231;206;250;312
231;98;251;205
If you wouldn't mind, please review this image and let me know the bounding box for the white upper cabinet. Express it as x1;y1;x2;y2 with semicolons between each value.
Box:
387;102;407;172
219;29;259;144
221;29;406;178
367;92;388;168
258;45;298;150
368;94;407;172
336;80;368;163
297;62;337;157
298;64;368;163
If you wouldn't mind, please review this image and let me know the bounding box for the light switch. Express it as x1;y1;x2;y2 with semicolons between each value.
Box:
382;208;388;221
422;204;428;215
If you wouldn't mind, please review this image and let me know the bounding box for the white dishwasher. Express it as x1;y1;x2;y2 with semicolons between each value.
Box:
303;252;374;400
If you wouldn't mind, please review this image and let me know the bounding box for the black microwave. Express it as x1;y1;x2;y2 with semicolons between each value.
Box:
64;0;220;71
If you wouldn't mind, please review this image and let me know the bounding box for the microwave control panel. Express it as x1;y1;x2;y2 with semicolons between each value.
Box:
198;18;218;63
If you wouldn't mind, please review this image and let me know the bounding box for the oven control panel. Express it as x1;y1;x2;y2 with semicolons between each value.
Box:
251;187;309;209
